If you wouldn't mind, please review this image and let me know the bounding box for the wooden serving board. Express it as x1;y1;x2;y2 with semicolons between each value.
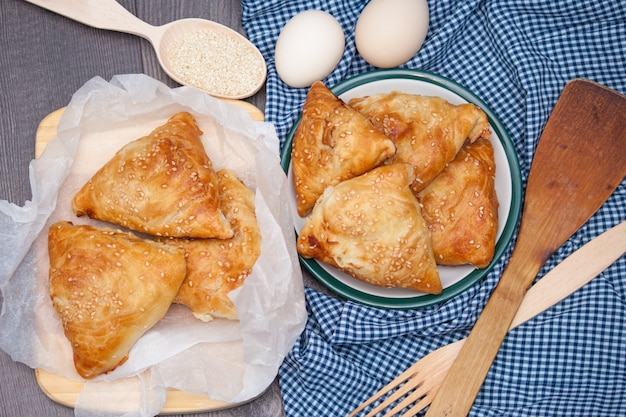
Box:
34;100;265;414
35;99;265;157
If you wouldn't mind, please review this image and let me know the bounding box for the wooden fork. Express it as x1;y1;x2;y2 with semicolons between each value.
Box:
348;220;626;417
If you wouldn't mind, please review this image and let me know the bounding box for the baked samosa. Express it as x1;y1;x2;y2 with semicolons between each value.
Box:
161;169;261;321
291;81;396;217
297;163;442;294
48;221;186;379
349;92;491;193
418;138;499;268
72;112;233;239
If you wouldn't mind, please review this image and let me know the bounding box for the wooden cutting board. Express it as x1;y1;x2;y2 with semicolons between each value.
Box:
34;100;265;157
34;100;266;414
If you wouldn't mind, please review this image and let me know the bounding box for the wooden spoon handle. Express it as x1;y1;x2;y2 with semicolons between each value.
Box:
425;251;534;416
424;222;626;417
426;79;626;417
413;221;625;416
25;0;157;39
512;220;625;329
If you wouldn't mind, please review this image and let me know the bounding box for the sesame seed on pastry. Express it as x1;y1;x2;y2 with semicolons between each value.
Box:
158;169;261;321
418;137;499;268
72;112;233;239
291;81;396;217
350;91;491;194
297;163;442;294
48;221;186;379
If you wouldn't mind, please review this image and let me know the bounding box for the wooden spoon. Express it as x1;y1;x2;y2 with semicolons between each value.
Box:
426;79;626;417
25;0;267;100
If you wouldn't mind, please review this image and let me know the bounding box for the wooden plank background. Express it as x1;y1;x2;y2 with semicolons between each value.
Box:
0;1;285;417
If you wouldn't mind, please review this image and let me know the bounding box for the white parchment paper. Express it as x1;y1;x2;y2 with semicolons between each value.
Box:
0;74;306;417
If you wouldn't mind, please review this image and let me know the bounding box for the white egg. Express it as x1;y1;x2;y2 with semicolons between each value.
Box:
355;0;429;68
274;10;345;88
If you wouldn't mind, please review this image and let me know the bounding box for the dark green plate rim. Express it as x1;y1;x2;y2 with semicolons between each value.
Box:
280;68;523;309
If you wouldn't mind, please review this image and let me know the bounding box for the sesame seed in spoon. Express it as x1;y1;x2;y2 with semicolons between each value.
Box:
26;0;267;100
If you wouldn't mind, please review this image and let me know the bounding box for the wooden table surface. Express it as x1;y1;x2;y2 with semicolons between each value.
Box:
0;1;295;416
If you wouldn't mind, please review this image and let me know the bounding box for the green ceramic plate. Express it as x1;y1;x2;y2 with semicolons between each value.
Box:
280;69;522;309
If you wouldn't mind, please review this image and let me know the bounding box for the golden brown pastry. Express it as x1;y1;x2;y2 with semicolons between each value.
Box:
418;138;499;268
48;221;186;379
72;112;234;239
297;163;442;294
291;81;396;217
160;169;261;321
349;92;491;194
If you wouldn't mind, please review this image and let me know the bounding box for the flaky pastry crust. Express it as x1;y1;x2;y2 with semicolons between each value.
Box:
350;92;491;194
291;81;396;217
48;221;186;379
160;169;261;321
297;163;442;294
72;112;233;239
418;138;499;268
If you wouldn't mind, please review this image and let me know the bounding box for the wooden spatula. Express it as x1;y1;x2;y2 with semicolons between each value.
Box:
425;79;626;417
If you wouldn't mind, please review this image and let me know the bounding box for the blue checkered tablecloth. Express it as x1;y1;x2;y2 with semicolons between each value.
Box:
241;1;626;416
